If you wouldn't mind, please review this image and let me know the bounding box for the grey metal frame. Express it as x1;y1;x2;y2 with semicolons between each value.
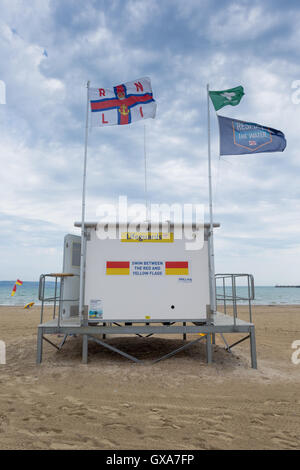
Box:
39;273;79;326
36;315;257;369
36;272;257;369
215;273;255;325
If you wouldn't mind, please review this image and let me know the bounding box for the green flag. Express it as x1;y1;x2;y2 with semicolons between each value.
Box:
209;86;244;111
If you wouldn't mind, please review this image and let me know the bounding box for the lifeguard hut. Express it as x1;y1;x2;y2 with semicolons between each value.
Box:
36;79;257;368
37;220;257;367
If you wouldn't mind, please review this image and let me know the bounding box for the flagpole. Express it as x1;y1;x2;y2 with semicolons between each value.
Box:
207;83;216;315
79;80;90;326
144;123;149;221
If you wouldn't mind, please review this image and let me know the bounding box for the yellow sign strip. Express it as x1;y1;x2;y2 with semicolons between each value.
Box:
106;268;130;275
121;232;174;243
165;268;189;275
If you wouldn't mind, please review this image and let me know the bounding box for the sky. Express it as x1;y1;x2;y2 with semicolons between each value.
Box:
0;0;300;284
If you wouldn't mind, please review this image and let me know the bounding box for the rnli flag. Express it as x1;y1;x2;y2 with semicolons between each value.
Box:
106;261;130;275
89;77;156;126
218;115;286;155
165;262;189;275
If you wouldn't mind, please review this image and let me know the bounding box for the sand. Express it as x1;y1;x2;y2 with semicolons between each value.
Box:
0;305;299;450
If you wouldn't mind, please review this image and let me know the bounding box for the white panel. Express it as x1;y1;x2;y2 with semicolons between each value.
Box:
84;228;210;321
61;234;80;318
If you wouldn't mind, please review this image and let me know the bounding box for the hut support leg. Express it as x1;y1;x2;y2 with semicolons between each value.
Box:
82;334;88;364
250;326;257;369
37;327;43;364
183;322;186;341
206;333;212;364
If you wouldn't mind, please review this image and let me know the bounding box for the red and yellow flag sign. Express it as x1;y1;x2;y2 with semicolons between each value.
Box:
165;261;189;275
106;261;130;275
11;279;23;296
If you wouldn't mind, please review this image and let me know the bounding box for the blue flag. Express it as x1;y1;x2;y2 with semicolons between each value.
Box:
218;115;286;155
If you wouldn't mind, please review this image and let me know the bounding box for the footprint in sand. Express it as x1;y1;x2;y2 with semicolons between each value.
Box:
205;429;235;443
250;415;266;428
64;396;117;417
17;429;36;438
35;427;63;436
271;432;300;449
146;408;182;431
103;422;143;435
0;414;9;433
100;438;119;448
50;442;80;450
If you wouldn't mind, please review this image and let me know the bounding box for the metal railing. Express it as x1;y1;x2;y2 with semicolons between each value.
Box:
39;273;79;326
215;273;255;327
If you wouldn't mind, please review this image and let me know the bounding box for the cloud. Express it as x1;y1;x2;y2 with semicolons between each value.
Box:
206;2;280;43
0;0;299;284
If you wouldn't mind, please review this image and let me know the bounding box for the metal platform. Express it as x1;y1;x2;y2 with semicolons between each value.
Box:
36;272;257;368
36;312;257;368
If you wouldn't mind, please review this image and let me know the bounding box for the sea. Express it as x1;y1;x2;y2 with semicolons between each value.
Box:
0;281;60;307
1;281;300;307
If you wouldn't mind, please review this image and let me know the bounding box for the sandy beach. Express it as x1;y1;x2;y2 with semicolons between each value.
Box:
0;305;299;450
